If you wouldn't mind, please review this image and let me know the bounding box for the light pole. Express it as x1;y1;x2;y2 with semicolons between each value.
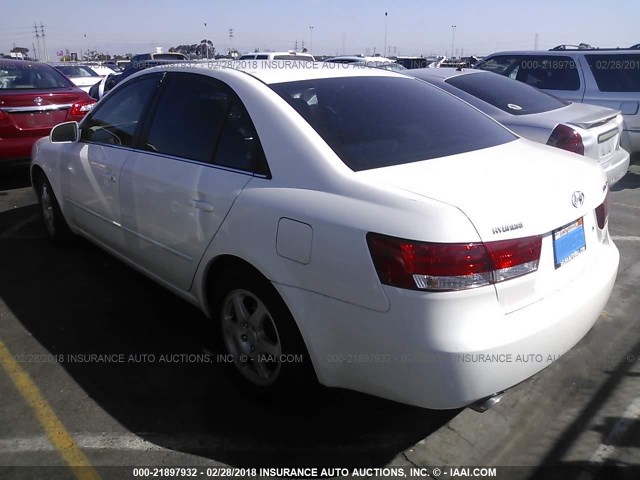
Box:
384;12;388;58
451;25;456;61
309;26;313;54
204;22;208;59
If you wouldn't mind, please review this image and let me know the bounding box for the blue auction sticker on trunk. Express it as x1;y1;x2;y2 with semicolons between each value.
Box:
553;217;586;268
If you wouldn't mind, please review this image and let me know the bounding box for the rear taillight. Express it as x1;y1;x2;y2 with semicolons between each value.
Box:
367;232;542;291
68;99;96;117
595;190;610;229
547;124;584;156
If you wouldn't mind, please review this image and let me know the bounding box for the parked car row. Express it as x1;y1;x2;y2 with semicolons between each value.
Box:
29;61;618;410
475;48;640;155
0;59;95;165
407;68;629;186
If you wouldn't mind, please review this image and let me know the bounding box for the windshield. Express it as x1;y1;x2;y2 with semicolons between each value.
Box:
445;72;569;115
56;65;99;77
271;76;516;171
0;64;72;90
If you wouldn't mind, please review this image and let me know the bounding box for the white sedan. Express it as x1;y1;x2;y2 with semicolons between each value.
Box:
52;64;105;92
31;62;619;410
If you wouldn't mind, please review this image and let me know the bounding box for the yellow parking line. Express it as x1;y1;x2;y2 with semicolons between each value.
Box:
0;340;101;480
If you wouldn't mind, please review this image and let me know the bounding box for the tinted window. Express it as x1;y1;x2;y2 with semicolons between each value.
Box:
0;64;71;89
215;100;267;173
271;77;516;171
144;75;230;163
476;56;522;77
586;54;640;92
446;72;569;115
143;73;266;172
256;55;268;60
81;76;158;147
515;56;580;91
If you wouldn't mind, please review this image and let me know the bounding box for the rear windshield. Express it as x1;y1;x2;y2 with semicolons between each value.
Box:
56;65;99;77
446;72;569;115
271;76;516;171
0;64;71;90
585;54;640;92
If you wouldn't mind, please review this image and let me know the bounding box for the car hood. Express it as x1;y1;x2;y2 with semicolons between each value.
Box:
355;138;607;241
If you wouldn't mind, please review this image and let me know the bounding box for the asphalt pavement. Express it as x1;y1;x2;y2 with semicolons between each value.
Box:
0;160;638;480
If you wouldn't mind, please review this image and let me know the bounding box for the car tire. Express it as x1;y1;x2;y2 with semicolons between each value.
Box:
211;266;316;399
34;173;74;244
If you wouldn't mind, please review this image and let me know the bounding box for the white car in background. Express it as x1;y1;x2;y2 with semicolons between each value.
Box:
52;64;105;92
238;51;315;61
30;63;618;410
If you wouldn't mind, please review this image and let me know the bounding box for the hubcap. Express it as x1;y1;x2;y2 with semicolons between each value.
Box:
40;183;55;236
221;289;282;386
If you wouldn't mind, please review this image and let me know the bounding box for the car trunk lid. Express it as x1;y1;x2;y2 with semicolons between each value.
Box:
356;139;609;312
0;88;84;131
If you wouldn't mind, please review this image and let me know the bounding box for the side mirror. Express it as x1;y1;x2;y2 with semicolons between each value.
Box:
50;121;79;143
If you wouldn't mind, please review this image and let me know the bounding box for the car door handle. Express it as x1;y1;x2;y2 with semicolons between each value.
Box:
189;199;214;212
100;172;117;182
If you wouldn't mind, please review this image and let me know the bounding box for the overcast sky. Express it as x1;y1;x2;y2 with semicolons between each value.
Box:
2;0;639;58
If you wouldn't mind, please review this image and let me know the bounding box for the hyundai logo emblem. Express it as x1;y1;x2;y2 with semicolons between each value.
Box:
34;97;43;106
571;191;585;208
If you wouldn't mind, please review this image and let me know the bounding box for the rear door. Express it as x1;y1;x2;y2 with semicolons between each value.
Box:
61;74;161;250
119;72;267;291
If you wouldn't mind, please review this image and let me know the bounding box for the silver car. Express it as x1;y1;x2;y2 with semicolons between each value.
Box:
409;68;630;186
475;49;640;155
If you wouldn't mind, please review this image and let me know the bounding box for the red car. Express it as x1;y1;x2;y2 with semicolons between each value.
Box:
0;59;95;166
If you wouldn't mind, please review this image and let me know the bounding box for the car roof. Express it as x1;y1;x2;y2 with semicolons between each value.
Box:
0;59;51;68
136;60;403;85
409;67;488;81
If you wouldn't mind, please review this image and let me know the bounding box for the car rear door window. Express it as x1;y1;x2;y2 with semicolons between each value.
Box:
446;72;569;115
143;73;267;173
585;54;640;92
81;76;159;147
514;56;580;91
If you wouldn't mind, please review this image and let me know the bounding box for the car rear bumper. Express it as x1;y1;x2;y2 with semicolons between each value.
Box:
602;148;630;186
0;136;45;163
277;232;619;410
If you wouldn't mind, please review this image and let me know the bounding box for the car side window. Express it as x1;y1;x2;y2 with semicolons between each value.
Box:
585;54;640;92
143;74;230;163
476;56;521;78
81;76;158;147
515;56;579;91
214;99;268;174
143;73;268;174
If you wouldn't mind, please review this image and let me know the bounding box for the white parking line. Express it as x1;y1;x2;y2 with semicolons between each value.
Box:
589;396;640;464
